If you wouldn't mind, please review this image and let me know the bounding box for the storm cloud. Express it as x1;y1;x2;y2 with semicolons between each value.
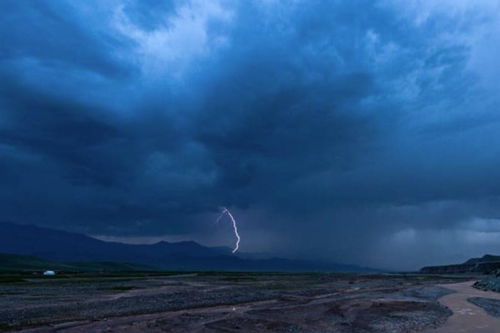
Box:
2;0;500;270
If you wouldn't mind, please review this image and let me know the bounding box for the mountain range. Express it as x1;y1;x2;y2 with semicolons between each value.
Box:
0;222;376;272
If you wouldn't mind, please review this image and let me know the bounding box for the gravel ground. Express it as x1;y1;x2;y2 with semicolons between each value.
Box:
0;272;471;332
467;297;500;317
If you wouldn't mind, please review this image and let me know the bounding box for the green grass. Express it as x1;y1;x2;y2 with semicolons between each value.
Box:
0;275;26;284
0;253;159;274
0;253;73;272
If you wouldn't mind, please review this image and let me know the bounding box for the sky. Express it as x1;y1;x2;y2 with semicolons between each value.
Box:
2;0;500;270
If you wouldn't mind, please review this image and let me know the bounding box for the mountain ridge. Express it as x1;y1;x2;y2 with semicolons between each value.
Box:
0;222;377;272
420;254;500;274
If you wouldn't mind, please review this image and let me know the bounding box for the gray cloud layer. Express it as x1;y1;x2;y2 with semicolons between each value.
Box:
2;0;500;269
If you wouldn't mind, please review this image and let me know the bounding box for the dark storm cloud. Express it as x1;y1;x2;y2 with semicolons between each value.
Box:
0;1;130;77
121;0;175;31
2;0;500;269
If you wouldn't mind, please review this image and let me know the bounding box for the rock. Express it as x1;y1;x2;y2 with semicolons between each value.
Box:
473;269;500;292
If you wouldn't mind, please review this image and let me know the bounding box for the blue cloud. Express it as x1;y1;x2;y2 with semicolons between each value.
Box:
1;0;500;269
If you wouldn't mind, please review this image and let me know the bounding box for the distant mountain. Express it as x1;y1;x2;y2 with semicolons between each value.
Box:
464;254;500;265
0;222;376;272
420;254;500;274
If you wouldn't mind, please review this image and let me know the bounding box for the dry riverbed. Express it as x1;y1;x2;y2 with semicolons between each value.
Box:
0;272;478;332
423;281;500;333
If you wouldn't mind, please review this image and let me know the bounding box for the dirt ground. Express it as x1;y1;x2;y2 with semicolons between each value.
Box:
0;272;481;332
423;281;500;333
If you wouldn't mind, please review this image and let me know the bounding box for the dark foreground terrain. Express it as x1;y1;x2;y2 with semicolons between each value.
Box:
0;272;479;332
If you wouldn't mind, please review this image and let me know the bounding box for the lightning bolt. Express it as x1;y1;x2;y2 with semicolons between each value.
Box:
216;207;241;254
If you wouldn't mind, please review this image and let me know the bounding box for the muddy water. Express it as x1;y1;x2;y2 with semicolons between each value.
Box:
424;281;500;333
